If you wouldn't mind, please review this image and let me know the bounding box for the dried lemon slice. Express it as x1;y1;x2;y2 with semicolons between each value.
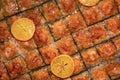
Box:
11;18;35;41
51;55;74;78
79;0;99;6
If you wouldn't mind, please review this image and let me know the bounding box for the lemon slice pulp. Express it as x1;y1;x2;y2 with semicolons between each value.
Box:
51;55;74;78
11;18;35;41
79;0;99;6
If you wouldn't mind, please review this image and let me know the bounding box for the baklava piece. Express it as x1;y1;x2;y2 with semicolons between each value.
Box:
114;36;120;52
0;40;18;60
5;57;26;78
17;39;36;54
98;0;118;18
58;0;76;15
0;21;10;42
72;54;84;74
23;8;44;27
15;74;31;80
81;6;103;25
57;36;77;55
105;60;120;79
81;48;101;67
42;1;61;23
31;68;51;80
7;14;21;26
18;0;34;11
91;66;109;80
105;16;120;36
89;24;108;44
72;72;90;80
0;61;9;80
51;20;68;39
34;26;53;47
97;41;116;60
2;0;19;16
25;50;43;70
73;29;93;50
40;44;58;64
66;12;86;33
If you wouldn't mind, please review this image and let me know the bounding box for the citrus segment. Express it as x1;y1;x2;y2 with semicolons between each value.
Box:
51;55;74;78
79;0;99;6
11;18;35;41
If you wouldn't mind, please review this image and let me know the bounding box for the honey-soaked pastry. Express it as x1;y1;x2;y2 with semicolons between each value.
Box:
18;0;34;11
2;0;19;16
0;61;10;80
97;41;116;59
42;1;61;22
73;29;93;50
105;60;120;79
91;66;109;80
52;20;68;39
58;0;76;15
31;68;51;80
23;8;44;27
115;0;120;10
114;36;120;53
72;55;84;74
17;39;36;54
81;6;103;25
25;50;43;70
98;0;118;17
72;72;90;80
15;74;31;80
57;36;77;55
34;26;53;47
0;21;9;42
89;24;108;44
105;16;120;36
40;44;58;64
66;12;86;32
81;48;101;67
0;40;18;60
5;57;26;78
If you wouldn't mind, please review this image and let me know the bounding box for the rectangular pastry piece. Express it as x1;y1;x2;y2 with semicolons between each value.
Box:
2;0;19;16
25;49;43;70
81;48;101;68
34;25;53;47
41;1;61;23
73;29;93;50
89;23;108;44
80;6;103;25
72;54;85;75
98;0;118;18
5;57;27;79
57;0;77;15
40;43;59;64
0;39;18;60
57;35;77;55
50;19;69;40
66;11;86;33
96;41;117;60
